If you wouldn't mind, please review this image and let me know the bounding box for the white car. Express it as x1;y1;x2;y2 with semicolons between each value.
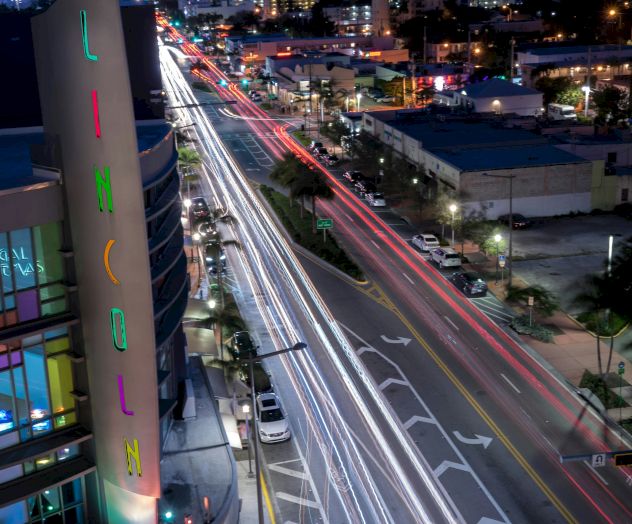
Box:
366;192;386;207
256;393;290;443
430;247;461;268
412;234;439;252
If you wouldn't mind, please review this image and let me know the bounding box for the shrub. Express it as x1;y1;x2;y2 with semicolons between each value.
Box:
579;370;627;409
510;315;554;342
191;81;211;92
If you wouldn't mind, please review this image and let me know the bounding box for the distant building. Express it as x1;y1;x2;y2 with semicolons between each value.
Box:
180;0;257;19
452;78;544;116
323;3;373;36
375;62;467;92
406;0;447;19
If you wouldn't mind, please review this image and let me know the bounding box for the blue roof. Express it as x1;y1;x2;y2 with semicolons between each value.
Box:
431;144;588;172
0;123;171;192
462;78;541;98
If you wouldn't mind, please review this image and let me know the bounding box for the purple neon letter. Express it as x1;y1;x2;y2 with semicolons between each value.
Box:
117;374;134;416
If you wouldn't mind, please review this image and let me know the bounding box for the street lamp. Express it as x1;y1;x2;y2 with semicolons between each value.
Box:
240;342;308;524
183;198;192;210
581;85;591;117
356;92;362;111
242;403;254;478
482;172;515;286
449;203;458;246
494;233;502;284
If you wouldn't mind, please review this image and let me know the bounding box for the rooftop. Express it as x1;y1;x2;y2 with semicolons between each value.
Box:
461;78;541;98
431;144;588;172
0;123;171;193
520;44;632;56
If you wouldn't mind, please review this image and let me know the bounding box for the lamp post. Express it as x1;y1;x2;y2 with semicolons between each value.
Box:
356;92;362;111
241;342;308;524
242;403;254;478
581;85;591;118
449;203;457;246
483;173;515;286
494;233;502;284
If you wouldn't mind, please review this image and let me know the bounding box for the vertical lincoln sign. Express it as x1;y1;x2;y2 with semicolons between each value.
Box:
32;0;161;521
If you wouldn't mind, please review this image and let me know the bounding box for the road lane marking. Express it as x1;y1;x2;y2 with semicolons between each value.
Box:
444;316;459;331
500;373;521;394
404;415;434;429
402;273;415;285
276;492;321;509
261;472;278;524
453;431;492;449
434;460;471;477
583;461;609;486
356;346;375;356
378;377;408;390
370;240;380;250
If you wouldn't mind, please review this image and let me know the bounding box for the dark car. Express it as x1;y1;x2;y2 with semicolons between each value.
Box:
315;147;329;158
343;170;364;183
204;244;226;274
233;331;256;357
325;154;339;166
190;197;210;219
451;271;488;297
355;179;377;195
498;213;531;229
309;140;323;151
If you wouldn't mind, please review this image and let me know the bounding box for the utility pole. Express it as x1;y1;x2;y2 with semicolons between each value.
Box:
423;26;427;64
467;25;471;72
509;37;515;80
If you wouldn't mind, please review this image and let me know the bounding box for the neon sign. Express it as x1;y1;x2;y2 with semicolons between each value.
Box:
109;308;127;351
0;247;44;277
118;375;134;416
80;10;99;62
124;438;142;476
91;90;101;138
103;240;120;285
94;166;114;213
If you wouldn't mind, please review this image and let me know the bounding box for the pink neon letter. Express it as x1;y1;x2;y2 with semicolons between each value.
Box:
117;374;134;416
92;90;101;138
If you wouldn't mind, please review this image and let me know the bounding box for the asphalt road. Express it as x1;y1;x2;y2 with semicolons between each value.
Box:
161;30;632;524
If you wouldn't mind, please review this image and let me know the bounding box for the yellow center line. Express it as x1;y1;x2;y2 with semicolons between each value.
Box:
261;471;277;524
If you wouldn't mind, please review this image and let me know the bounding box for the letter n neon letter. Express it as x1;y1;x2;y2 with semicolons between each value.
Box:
110;308;127;351
94;166;113;213
124;438;142;476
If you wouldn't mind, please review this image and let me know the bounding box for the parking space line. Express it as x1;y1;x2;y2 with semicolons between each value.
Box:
268;462;309;481
275;492;321;509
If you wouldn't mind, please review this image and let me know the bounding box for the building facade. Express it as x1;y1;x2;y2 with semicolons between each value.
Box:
0;1;186;522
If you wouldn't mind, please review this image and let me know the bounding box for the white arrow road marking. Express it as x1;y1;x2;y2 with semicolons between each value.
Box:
378;378;408;390
434;460;471;477
268;462;309;481
276;492;321;509
453;431;493;449
356;346;376;356
404;415;435;429
380;335;412;346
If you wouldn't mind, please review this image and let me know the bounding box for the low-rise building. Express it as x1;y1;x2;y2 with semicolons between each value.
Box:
452;78;543;116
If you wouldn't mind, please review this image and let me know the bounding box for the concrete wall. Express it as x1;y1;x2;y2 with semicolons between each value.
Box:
32;0;160;521
555;141;632;167
452;92;544;116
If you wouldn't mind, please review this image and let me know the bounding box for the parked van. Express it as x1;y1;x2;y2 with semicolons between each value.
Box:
430;247;462;268
548;103;577;121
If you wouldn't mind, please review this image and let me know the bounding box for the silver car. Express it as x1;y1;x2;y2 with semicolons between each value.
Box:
412;234;439;252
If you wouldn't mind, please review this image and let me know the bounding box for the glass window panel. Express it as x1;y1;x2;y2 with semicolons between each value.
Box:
9;228;36;291
39;284;65;302
4;309;17;327
41;487;61;514
22;334;42;347
0;369;15;432
41;298;68;318
0;430;19;450
64;507;85;524
17;289;39;322
0;463;22;483
12;365;29;430
0;500;28;524
54;410;76;429
23;460;34;475
33;223;63;285
45;336;70;356
34;452;55;470
45;327;68;340
47;354;74;415
62;478;83;506
24;346;50;427
0;232;12;293
57;444;78;462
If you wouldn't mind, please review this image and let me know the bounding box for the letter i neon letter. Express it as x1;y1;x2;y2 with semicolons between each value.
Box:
92;90;101;138
110;308;127;351
80;10;99;61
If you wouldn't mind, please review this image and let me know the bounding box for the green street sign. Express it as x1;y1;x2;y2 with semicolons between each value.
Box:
618;362;625;375
317;218;333;230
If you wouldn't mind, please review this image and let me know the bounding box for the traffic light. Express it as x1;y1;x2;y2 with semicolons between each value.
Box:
218;79;228;87
614;452;632;466
241;79;249;88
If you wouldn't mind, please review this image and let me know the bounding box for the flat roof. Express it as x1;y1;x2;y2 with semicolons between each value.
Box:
0;123;170;192
520;44;632;56
432;144;588;172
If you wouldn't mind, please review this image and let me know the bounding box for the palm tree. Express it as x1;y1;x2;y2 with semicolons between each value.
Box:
204;230;240;310
269;152;313;214
202;299;245;361
297;171;334;234
177;147;202;198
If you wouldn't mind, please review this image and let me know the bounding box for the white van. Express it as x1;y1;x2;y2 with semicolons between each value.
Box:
430;247;462;268
548;103;577;121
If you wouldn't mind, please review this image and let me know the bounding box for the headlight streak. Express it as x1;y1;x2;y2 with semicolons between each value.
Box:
160;43;460;524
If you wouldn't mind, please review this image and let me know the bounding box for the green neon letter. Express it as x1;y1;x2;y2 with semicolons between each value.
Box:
110;308;127;351
94;165;113;213
80;10;99;61
124;438;142;476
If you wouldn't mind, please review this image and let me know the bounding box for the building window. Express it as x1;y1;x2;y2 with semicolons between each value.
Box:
607;151;617;163
622;188;629;202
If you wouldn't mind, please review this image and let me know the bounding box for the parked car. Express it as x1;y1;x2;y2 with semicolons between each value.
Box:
325;154;339;166
233;331;255;357
355;179;376;195
309;140;323;151
251;93;262;102
412;234;439;252
190;197;210;219
376;96;396;103
366;192;386;207
498;213;531;229
366;89;384;100
343;170;364;183
315;147;329;159
204;244;226;274
256;393;291;443
430;247;461;268
451;271;488;297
